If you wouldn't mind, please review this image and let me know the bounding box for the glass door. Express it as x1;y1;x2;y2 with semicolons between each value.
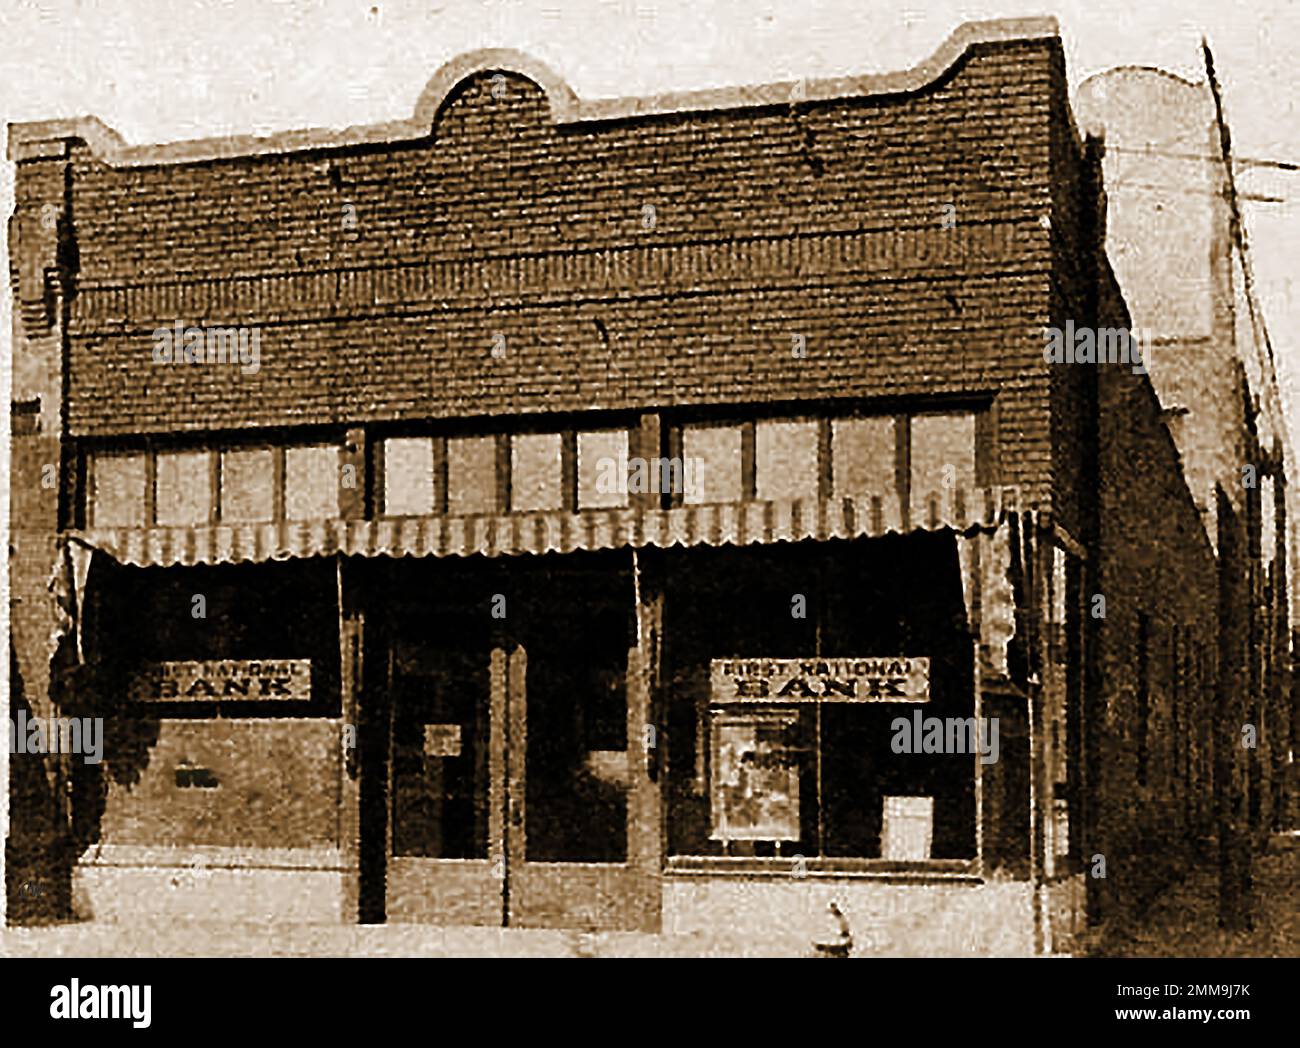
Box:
376;553;661;931
383;632;506;926
503;560;660;930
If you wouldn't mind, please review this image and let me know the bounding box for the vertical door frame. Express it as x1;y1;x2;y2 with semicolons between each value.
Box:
502;644;526;925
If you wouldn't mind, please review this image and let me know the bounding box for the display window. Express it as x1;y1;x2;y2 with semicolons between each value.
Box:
663;535;976;865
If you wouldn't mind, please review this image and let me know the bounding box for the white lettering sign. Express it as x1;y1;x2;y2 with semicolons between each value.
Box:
710;657;930;703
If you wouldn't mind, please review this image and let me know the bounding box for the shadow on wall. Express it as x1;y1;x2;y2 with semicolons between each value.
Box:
6;640;72;924
5;562;164;926
63;563;165;863
75;555;166;836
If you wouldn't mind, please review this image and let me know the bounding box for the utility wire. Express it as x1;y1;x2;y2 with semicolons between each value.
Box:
1204;37;1278;386
1107;180;1287;204
1106;143;1300;173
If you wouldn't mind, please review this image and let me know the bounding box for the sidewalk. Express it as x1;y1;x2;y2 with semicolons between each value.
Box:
11;837;1298;958
1089;832;1300;957
0;918;803;958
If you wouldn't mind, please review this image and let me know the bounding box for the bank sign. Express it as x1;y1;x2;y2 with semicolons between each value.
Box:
710;658;930;703
129;660;312;702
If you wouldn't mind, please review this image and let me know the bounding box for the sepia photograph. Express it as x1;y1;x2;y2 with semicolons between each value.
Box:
1;0;1297;1030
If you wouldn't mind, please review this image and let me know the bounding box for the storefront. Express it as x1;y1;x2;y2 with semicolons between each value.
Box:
48;403;1084;952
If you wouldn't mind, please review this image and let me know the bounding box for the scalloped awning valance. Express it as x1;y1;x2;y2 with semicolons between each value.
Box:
65;489;1025;568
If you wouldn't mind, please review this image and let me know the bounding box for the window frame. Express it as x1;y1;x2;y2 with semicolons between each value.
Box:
371;420;637;518
663;534;980;876
667;402;994;511
84;435;346;529
218;444;280;525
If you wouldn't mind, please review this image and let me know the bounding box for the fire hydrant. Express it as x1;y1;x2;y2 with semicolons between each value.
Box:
812;901;853;958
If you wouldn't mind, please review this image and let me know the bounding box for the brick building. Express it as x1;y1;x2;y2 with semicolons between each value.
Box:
1077;67;1295;927
5;16;1286;953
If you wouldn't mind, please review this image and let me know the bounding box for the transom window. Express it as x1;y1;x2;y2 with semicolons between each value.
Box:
89;453;149;528
754;419;820;502
221;448;275;523
446;436;500;516
510;433;564;513
674;409;981;508
85;409;984;528
284;445;340;521
576;430;629;510
378;428;635;518
381;437;436;518
87;442;342;527
680;425;744;505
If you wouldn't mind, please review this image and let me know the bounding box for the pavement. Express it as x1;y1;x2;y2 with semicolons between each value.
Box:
8;833;1299;957
0;917;815;958
1087;832;1300;958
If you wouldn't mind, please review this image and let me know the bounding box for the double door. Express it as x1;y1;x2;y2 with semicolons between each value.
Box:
378;584;659;930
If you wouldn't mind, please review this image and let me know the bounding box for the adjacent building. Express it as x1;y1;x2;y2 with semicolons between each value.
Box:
1077;66;1295;926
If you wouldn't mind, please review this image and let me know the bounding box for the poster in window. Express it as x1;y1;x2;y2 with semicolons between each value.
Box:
709;709;800;842
423;723;462;758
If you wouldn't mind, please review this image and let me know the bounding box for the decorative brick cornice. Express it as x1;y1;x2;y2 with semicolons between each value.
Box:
8;17;1059;168
69;218;1046;334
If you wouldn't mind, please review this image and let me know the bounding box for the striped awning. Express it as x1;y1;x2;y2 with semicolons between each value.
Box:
68;487;1025;569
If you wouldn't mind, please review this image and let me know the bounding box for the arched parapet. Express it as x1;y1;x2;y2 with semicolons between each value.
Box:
7;16;1060;167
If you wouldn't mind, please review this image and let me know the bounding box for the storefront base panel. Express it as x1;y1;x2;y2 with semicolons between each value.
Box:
662;875;1038;956
386;858;503;926
72;846;350;924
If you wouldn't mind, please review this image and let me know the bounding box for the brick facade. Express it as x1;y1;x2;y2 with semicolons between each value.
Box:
56;37;1059;522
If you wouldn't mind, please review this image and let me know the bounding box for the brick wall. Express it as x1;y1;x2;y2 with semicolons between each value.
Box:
1046;46;1100;544
45;38;1064;508
1091;259;1219;923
